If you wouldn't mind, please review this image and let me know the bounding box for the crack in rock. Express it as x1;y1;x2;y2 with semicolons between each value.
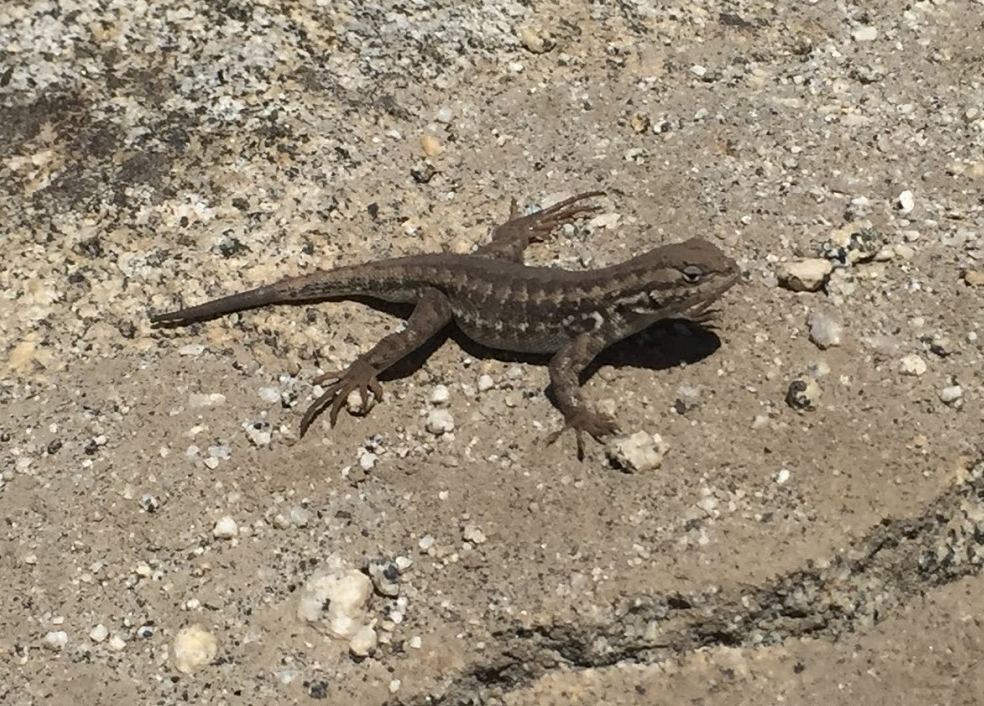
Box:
391;456;984;705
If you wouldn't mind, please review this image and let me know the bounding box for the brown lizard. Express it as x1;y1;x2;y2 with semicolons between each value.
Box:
150;191;740;457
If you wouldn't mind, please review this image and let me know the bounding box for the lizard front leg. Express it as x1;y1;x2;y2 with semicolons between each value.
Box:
473;191;605;262
545;329;621;459
299;288;453;435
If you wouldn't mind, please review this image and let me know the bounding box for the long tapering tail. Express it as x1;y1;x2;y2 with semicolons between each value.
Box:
149;282;295;326
148;260;424;327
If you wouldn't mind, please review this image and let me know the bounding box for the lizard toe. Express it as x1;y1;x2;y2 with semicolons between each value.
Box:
546;409;620;459
300;361;384;435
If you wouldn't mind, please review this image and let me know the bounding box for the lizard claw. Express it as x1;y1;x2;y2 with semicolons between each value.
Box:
546;408;620;460
300;360;384;436
499;191;606;243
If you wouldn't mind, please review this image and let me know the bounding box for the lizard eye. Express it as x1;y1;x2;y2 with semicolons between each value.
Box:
682;265;703;283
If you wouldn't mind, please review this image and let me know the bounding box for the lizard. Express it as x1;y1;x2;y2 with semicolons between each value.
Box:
149;191;740;458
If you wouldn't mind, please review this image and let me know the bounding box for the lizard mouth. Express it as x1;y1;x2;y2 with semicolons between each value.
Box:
681;299;722;325
678;269;740;322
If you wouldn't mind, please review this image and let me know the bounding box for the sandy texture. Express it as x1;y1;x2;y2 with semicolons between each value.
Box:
2;1;983;704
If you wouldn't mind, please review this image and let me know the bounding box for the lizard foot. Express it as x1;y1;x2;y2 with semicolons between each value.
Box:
497;190;607;244
300;360;384;436
546;408;620;460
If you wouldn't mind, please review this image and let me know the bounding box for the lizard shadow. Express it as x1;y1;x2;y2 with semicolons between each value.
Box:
359;298;724;386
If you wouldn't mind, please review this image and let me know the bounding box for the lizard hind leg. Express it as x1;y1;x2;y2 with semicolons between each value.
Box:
298;288;453;436
474;190;607;262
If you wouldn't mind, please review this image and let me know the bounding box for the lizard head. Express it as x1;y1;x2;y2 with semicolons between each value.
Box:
624;237;740;320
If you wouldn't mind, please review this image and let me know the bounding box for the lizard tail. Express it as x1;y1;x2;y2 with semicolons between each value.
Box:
147;263;399;327
149;282;295;326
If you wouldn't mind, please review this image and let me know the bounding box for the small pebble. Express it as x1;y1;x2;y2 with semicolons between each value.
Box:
777;259;832;292
90;624;109;642
358;451;377;471
927;334;953;358
108;634;127;651
244;421;272;446
808;312;843;349
589;212;621;230
178;344;205;357
344;387;375;416
367;559;402;597
137;624;155;639
462;522;487;544
852;26;878;41
429;385;450;404
826;269;857;298
939;385;963;405
696;494;718;517
824;225;881;265
786;378;821;411
899;354;927;376
606;432;668;473
673;385;701;414
477;374;495;392
434;106;454;124
874;245;895;262
962;270;984;287
43;631;68;650
276;670;300;685
846;196;872;220
894;244;915;260
173;624;219;674
425;409;455;435
213;516;239;539
897;190;915;214
630;113;650;133
349;625;378;657
775;468;791;485
296;564;373;639
519;27;552;54
188;392;226;408
420;134;443;156
290;505;312;527
207;445;231;459
258;387;281;404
